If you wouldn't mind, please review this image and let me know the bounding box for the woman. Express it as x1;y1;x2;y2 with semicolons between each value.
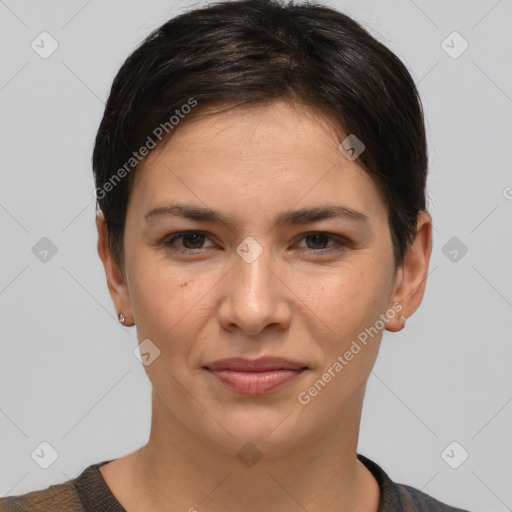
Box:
0;0;470;510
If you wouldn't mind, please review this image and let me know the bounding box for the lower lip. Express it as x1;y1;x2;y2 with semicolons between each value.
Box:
206;369;305;394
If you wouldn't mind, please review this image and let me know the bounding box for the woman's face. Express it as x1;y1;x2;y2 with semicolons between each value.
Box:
101;100;421;456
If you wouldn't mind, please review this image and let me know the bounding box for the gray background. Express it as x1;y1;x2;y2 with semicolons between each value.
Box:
0;1;511;510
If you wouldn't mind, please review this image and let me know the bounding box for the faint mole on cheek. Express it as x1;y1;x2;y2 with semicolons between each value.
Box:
179;282;188;287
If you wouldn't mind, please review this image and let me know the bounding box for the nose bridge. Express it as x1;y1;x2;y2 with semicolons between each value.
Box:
221;235;285;334
234;235;274;301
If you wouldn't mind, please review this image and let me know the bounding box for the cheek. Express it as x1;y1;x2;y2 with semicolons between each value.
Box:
301;262;391;351
298;268;390;406
127;250;214;343
129;267;217;391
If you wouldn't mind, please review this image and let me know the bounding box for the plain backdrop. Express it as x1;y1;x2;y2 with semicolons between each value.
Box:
0;1;511;511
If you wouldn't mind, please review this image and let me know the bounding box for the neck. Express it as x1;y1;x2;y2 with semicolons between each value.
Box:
101;388;380;512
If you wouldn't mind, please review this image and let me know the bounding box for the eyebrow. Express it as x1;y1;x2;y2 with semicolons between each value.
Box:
144;202;369;230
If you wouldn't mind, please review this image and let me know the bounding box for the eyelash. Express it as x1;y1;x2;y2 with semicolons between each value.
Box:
163;231;349;255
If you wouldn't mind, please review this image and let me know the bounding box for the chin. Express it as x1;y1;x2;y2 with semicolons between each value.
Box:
200;405;310;457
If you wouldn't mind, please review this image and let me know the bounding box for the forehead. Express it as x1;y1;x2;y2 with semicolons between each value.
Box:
137;100;344;172
129;100;387;222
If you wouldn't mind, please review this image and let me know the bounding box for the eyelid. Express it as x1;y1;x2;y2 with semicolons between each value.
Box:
294;231;350;252
164;231;215;249
163;230;350;254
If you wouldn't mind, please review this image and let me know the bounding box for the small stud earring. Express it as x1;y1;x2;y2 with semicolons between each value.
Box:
118;312;125;324
400;315;406;326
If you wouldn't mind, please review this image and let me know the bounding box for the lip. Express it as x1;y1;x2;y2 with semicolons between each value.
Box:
203;357;308;395
204;357;307;372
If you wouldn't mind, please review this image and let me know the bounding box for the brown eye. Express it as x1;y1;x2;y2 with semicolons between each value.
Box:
304;233;331;250
180;233;205;249
164;231;214;252
296;232;348;254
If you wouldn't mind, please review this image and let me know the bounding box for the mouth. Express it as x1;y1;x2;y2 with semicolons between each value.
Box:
203;357;308;395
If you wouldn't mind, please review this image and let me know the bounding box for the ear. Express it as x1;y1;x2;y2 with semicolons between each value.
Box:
386;210;433;332
96;210;134;325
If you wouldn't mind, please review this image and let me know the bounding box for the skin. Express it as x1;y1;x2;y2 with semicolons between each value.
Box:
96;99;432;512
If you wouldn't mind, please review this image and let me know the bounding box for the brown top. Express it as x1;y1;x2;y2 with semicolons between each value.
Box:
0;454;470;511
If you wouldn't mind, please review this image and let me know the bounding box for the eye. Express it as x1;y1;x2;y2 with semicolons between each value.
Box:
296;232;348;253
162;231;349;255
163;231;215;252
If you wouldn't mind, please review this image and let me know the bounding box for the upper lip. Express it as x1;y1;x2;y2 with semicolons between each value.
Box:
204;357;307;372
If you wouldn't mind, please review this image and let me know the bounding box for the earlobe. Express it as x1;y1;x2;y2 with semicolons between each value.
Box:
386;307;407;333
95;210;134;325
386;211;433;333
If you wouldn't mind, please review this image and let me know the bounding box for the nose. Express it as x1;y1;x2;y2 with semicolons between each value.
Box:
217;240;291;337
